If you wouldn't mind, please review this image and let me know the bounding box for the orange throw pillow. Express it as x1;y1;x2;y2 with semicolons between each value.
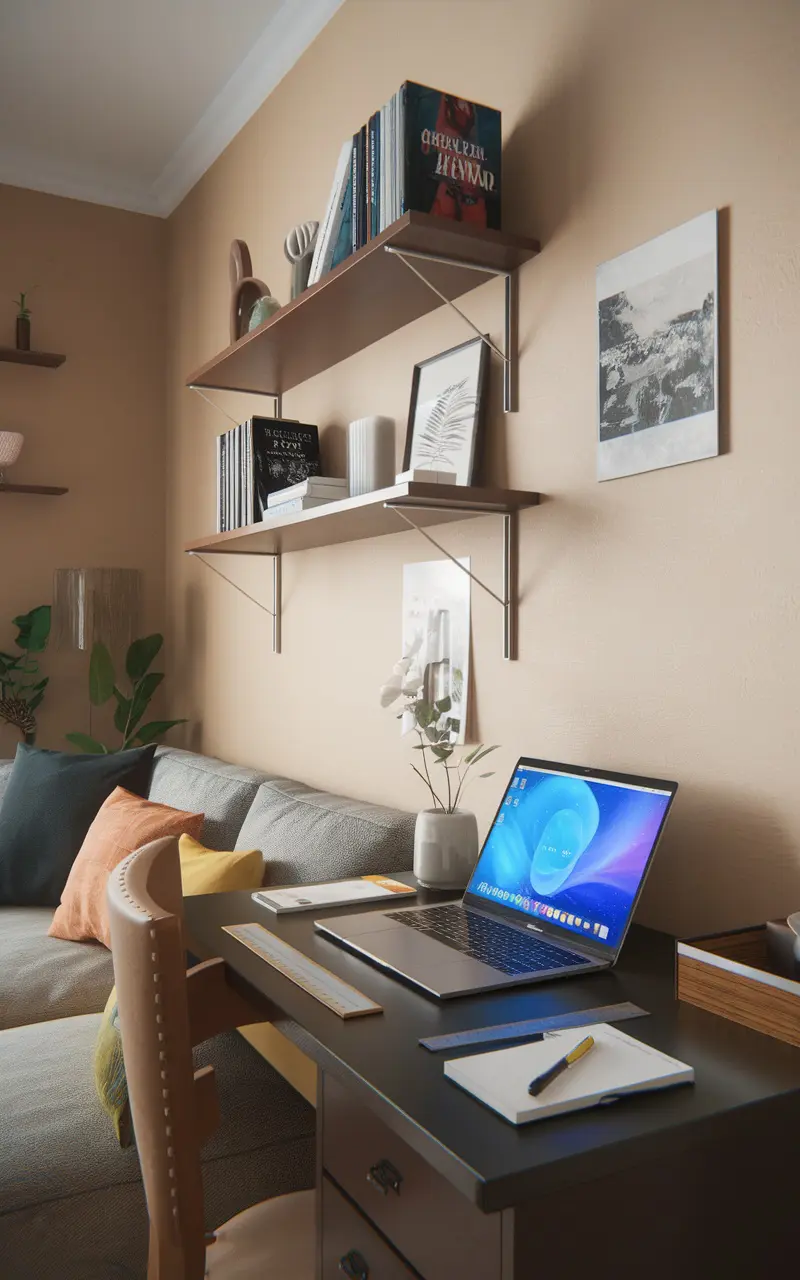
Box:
49;787;204;948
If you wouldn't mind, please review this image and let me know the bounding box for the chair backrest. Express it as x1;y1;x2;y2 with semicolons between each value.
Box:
108;836;207;1280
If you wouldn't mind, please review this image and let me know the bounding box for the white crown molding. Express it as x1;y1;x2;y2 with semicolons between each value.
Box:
0;0;344;219
151;0;345;216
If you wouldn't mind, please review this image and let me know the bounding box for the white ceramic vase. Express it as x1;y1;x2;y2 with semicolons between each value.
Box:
413;809;479;890
347;416;395;496
0;431;24;478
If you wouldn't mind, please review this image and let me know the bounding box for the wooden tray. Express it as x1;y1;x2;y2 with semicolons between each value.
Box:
677;921;800;1048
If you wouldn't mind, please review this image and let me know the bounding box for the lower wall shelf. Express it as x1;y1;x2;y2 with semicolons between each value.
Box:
185;481;539;660
0;483;68;496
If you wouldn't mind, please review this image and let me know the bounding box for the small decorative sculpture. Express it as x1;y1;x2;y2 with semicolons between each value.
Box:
284;220;319;299
229;240;271;342
248;294;282;332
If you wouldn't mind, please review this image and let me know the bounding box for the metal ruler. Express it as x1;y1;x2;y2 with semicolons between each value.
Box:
419;1001;648;1053
224;922;383;1019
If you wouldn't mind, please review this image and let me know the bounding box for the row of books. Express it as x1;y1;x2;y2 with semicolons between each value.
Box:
215;417;321;532
307;82;502;286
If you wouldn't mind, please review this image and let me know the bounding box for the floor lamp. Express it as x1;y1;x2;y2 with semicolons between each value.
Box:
53;568;142;738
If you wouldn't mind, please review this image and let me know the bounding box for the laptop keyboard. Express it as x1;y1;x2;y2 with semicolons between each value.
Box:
386;904;589;976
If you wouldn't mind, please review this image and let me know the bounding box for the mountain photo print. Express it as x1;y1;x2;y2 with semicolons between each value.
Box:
596;210;718;481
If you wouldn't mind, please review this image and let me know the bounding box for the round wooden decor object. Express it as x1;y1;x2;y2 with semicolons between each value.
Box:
229;239;271;343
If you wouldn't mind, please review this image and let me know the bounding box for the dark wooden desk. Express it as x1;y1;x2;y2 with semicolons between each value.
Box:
185;885;800;1278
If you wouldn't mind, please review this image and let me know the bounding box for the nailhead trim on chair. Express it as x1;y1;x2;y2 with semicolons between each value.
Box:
115;851;181;1229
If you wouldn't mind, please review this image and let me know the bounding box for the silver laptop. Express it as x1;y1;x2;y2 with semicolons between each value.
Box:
315;757;677;998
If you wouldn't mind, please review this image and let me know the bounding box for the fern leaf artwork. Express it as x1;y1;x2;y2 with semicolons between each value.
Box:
413;379;478;471
406;335;487;485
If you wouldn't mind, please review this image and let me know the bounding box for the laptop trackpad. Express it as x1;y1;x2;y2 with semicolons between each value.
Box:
325;918;501;992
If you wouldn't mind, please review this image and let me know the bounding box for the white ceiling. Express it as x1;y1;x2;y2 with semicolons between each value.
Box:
0;0;344;217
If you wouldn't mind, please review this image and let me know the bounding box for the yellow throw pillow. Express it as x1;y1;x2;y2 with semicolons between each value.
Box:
95;837;263;1147
94;986;132;1147
178;834;263;895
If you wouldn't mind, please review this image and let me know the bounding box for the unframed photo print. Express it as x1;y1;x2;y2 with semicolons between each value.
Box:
597;210;718;482
402;559;471;746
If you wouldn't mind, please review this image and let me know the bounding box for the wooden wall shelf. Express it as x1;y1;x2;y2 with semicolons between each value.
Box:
0;483;68;496
0;348;66;369
185;482;538;558
186;212;540;398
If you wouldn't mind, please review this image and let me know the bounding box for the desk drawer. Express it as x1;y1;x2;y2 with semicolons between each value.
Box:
322;1175;414;1279
323;1074;500;1280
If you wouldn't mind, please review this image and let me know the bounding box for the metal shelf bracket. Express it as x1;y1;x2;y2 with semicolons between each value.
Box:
189;551;282;654
384;245;518;413
386;503;518;660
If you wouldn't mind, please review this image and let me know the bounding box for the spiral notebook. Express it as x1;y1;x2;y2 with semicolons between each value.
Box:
444;1023;694;1125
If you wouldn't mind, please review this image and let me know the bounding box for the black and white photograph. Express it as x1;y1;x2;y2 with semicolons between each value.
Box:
401;559;472;746
597;210;718;482
403;335;489;485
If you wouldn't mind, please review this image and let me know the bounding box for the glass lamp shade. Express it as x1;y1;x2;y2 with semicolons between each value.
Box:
52;568;141;653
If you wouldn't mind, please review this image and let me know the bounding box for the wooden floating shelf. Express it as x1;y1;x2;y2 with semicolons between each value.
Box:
186;212;540;397
0;483;68;496
0;347;66;369
185;482;539;558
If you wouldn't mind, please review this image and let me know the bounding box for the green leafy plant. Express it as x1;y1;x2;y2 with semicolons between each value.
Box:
380;655;497;812
14;291;31;320
0;606;51;744
66;634;186;754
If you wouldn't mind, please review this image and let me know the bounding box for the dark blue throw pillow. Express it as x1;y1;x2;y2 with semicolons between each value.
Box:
0;743;157;906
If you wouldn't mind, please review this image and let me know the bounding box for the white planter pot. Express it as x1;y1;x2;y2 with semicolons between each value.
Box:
414;809;479;890
0;431;24;476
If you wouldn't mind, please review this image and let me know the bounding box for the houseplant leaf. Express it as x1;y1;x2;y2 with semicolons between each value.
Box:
65;732;108;754
112;687;132;735
126;634;163;682
124;671;165;738
133;719;187;745
89;642;116;707
12;605;51;653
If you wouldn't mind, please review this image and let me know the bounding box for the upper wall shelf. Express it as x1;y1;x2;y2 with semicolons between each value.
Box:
0;347;66;369
186;212;540;398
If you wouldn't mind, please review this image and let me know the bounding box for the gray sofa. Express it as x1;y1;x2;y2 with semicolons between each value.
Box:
0;746;415;1279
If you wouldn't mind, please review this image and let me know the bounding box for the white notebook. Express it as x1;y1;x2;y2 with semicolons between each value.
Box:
444;1024;694;1126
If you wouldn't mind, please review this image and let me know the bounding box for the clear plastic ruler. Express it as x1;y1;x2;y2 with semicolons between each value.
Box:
223;922;383;1019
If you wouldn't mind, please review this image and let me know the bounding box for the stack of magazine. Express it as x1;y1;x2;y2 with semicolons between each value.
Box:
215;417;320;532
307;81;502;286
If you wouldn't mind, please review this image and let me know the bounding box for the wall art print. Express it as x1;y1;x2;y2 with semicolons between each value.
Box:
597;209;718;482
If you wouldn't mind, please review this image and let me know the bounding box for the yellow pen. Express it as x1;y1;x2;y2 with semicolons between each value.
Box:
527;1035;595;1098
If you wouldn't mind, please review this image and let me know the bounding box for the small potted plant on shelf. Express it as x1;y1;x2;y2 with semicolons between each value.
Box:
381;655;497;889
14;292;32;351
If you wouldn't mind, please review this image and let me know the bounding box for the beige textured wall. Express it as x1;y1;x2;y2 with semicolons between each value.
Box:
166;0;800;937
0;184;167;751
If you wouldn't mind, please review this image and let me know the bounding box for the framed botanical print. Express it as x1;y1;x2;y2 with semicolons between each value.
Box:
403;335;489;485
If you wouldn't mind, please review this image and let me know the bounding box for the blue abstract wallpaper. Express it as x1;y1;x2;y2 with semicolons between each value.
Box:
467;767;672;948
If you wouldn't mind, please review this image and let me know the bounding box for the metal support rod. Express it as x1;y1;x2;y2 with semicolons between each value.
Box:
386;506;504;606
189;551;282;655
384;247;507;364
272;554;282;654
504;271;518;414
502;511;518;662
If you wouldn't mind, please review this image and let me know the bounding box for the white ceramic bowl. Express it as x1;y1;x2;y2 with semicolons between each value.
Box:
0;431;24;470
787;911;800;963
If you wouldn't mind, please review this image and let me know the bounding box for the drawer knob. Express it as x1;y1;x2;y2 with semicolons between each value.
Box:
339;1248;369;1278
366;1158;403;1196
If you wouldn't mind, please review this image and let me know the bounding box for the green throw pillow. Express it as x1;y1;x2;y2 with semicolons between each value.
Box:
94;987;132;1147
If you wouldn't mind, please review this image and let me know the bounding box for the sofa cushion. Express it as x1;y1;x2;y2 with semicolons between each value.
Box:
0;907;114;1030
235;778;415;885
149;747;277;850
0;1016;315;1279
0;743;156;906
179;833;264;896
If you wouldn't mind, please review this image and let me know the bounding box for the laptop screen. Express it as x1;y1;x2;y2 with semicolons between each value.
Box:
464;759;676;954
